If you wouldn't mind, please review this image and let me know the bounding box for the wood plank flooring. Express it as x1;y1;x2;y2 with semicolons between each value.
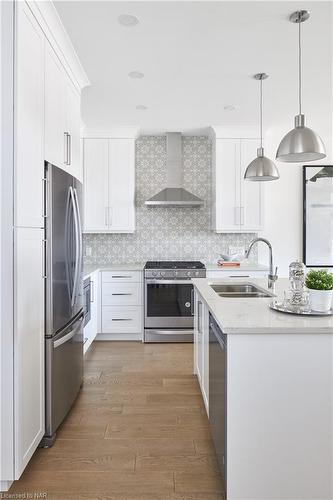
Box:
9;341;223;500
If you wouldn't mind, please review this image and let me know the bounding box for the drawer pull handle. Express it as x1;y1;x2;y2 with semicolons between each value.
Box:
112;318;132;321
228;275;250;278
111;275;132;278
111;293;132;296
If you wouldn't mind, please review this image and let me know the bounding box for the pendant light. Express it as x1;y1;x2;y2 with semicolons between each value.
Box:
244;73;280;181
276;10;326;162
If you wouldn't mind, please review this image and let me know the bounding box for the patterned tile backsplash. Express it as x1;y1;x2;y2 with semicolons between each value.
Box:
83;136;257;265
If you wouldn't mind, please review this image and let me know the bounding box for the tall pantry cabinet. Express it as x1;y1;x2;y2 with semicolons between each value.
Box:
12;0;87;482
14;1;45;476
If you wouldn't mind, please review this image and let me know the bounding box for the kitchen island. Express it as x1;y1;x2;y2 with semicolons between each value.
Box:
192;277;333;500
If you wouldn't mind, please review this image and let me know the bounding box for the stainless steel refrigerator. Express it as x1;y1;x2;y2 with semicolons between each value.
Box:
42;163;84;447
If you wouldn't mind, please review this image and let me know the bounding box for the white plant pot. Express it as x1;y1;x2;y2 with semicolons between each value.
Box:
308;289;333;312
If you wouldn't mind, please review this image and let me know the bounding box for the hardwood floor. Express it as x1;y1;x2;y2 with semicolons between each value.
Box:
9;341;223;500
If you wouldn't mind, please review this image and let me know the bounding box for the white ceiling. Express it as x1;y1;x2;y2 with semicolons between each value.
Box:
54;1;332;134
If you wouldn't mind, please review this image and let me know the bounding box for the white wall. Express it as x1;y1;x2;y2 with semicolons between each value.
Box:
259;120;332;277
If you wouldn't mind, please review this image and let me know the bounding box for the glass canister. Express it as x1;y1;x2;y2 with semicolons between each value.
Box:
289;260;308;306
289;260;305;290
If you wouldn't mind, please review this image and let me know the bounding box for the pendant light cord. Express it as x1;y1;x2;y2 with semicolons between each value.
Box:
298;15;302;115
260;77;263;149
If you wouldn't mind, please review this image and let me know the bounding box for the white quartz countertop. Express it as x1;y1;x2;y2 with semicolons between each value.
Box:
83;263;145;279
205;262;269;272
192;277;333;334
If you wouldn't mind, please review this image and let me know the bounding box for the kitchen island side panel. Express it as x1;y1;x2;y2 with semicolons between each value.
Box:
227;333;333;500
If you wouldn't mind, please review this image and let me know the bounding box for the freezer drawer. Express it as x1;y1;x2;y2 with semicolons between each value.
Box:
43;312;83;446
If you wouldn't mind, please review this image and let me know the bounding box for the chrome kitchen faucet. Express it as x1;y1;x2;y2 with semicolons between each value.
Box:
245;237;278;290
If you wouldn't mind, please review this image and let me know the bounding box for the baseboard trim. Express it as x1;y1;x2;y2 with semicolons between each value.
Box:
0;480;13;492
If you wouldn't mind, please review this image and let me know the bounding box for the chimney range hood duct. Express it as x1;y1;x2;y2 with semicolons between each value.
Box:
145;132;204;207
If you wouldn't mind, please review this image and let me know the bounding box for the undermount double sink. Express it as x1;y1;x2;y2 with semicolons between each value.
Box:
210;283;275;298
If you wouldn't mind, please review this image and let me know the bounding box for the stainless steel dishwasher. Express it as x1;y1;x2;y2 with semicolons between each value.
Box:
209;312;227;497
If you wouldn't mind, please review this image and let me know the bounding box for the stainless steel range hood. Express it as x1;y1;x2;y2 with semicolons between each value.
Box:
145;132;204;207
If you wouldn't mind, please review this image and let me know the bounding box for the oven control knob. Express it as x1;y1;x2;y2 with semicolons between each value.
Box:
186;271;192;277
195;271;200;277
160;271;165;277
152;271;157;276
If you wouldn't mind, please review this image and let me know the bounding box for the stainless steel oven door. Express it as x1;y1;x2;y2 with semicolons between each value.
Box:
145;279;194;328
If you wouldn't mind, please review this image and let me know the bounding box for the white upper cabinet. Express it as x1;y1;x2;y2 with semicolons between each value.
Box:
83;139;109;231
108;139;135;232
15;1;44;228
240;139;263;230
65;79;82;180
83;138;136;233
45;43;81;180
212;137;263;232
44;43;66;170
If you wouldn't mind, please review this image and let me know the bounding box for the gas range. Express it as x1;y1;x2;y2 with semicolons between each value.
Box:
144;261;206;280
144;261;206;343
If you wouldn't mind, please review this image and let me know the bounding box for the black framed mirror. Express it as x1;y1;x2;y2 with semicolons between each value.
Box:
303;165;333;267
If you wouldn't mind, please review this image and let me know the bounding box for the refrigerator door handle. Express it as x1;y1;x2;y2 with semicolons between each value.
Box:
70;186;80;307
53;316;83;349
73;187;83;271
73;187;83;306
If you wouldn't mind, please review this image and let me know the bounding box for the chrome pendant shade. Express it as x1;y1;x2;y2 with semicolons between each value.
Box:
245;147;280;182
244;73;279;182
276;10;326;162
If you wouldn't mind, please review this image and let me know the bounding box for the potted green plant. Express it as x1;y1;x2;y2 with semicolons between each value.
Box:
305;270;333;312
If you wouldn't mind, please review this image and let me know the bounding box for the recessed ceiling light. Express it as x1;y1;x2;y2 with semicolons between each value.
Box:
118;14;139;27
224;104;238;111
136;105;147;110
128;71;144;79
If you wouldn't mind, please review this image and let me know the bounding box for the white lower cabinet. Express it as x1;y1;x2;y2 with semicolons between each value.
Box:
102;307;142;334
100;270;143;339
83;271;99;354
14;227;44;477
193;289;209;414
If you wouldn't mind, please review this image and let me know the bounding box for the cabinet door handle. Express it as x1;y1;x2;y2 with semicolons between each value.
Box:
64;132;69;165
190;288;194;316
197;300;202;334
42;177;48;219
234;206;240;225
111;293;132;296
240;206;244;226
90;280;95;303
111;318;132;321
111;275;131;279
228;275;250;278
67;133;72;166
42;238;47;279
